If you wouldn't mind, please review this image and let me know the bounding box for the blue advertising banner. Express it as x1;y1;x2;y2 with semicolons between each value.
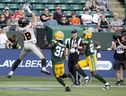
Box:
0;49;126;77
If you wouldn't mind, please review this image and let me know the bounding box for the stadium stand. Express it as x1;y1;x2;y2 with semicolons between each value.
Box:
65;0;77;4
1;0;15;3
39;0;52;4
53;0;64;4
0;0;114;18
7;4;18;10
15;0;26;3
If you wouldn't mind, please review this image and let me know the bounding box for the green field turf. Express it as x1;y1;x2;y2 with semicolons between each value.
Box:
0;76;126;96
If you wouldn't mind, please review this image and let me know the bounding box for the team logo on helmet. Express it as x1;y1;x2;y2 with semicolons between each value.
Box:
18;17;29;27
54;31;64;40
83;30;92;39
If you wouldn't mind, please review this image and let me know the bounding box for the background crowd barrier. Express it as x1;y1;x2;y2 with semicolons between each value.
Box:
0;49;126;77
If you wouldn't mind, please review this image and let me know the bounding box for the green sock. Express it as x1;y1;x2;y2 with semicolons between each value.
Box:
94;74;106;84
56;77;66;86
77;68;87;77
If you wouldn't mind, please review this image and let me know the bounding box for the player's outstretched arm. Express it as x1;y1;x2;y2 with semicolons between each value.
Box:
31;12;36;27
80;44;87;55
23;3;36;27
44;36;53;48
63;48;66;60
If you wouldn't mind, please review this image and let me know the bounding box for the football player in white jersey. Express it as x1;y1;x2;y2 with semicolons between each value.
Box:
7;11;50;78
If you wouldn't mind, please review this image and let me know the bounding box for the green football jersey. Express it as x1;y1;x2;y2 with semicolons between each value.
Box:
82;38;95;56
51;39;65;65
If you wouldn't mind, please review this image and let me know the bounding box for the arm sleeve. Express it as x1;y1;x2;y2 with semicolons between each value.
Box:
3;34;8;41
65;39;69;48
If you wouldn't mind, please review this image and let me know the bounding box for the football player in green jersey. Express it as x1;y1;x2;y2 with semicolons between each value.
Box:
44;31;74;92
75;30;111;90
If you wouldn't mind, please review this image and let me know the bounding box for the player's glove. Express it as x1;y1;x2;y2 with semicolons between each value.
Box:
107;48;112;50
23;4;32;14
70;48;76;53
97;52;101;58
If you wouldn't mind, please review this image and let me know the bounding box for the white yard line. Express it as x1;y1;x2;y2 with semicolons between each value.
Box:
0;84;126;88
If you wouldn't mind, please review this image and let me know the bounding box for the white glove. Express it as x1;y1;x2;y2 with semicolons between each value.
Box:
97;52;101;58
107;48;111;51
23;4;32;14
26;6;32;14
70;48;76;53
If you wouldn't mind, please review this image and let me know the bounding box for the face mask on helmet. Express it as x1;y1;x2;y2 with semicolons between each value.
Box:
18;18;29;27
54;31;64;40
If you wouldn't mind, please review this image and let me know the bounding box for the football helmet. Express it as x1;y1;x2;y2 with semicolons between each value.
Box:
18;17;29;27
83;30;92;39
54;31;64;40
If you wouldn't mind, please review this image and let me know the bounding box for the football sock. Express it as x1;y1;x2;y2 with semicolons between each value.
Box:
12;58;21;71
42;58;46;67
93;74;106;84
60;74;68;78
77;68;87;77
56;77;66;86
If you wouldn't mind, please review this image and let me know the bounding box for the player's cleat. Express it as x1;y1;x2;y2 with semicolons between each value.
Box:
65;86;71;92
116;81;121;86
67;73;75;83
7;71;14;78
84;76;91;84
103;82;111;90
41;67;51;75
120;80;125;85
74;82;80;86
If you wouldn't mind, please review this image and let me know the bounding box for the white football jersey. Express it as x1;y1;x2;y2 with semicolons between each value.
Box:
18;22;37;44
0;33;8;44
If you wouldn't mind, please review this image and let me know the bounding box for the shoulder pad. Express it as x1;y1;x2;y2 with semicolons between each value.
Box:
52;39;58;44
82;40;89;44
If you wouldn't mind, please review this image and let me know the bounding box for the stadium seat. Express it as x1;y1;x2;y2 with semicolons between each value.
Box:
1;0;15;3
27;16;32;21
70;4;83;11
7;4;18;10
15;0;26;3
0;4;6;10
77;0;86;4
64;11;72;16
39;0;52;4
53;0;63;4
65;0;76;4
0;10;3;14
37;10;43;16
77;11;84;16
60;4;69;11
106;17;113;22
32;10;39;15
104;11;113;17
32;4;44;10
28;0;38;3
45;4;56;10
89;11;96;16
